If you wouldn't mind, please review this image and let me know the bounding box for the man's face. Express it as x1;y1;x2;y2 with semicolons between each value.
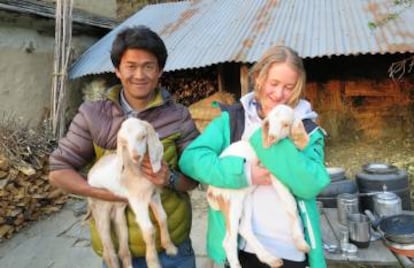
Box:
115;49;162;104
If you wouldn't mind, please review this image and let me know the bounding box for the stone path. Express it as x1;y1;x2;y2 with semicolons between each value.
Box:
0;189;219;268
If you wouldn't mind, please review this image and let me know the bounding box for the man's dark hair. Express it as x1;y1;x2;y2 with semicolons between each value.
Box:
111;25;168;69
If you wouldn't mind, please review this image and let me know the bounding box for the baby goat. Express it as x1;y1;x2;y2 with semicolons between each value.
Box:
87;117;177;268
207;104;310;268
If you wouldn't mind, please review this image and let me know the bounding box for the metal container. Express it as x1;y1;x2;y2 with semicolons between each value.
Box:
373;191;402;218
356;163;411;212
347;213;371;248
337;193;359;226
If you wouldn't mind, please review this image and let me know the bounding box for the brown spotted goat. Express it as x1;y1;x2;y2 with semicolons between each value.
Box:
207;104;310;268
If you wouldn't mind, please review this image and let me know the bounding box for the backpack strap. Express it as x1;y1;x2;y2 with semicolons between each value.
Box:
302;118;319;135
217;103;245;143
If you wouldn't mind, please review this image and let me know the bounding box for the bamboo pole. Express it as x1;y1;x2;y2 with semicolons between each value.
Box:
50;0;73;139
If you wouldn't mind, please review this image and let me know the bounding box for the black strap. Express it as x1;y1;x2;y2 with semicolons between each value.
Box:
302;118;318;134
217;103;245;143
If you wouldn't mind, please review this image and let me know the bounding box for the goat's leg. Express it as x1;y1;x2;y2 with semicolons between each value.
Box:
128;197;161;268
239;194;283;268
271;178;310;253
113;203;133;268
221;193;244;268
149;192;178;256
91;202;120;268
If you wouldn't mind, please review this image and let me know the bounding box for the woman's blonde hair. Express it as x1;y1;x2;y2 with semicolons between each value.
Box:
250;45;306;107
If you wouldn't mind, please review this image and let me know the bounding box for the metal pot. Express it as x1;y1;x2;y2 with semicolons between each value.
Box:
384;239;414;257
365;210;414;244
373;191;402;218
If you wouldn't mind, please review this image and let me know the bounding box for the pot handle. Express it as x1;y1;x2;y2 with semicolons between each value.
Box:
364;209;380;229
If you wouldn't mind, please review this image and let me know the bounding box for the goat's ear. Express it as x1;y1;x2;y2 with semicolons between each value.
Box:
144;122;164;173
116;136;127;172
290;118;309;150
262;117;271;148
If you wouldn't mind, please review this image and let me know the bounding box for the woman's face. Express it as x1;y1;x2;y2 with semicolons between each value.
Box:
259;62;299;116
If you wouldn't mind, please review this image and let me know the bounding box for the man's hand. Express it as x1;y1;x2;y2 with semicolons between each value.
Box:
250;158;272;185
290;119;309;150
140;154;170;187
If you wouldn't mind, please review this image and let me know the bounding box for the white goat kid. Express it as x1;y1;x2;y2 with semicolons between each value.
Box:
87;117;178;268
207;104;310;268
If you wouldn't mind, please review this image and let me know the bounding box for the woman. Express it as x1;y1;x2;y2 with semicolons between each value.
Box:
179;45;330;268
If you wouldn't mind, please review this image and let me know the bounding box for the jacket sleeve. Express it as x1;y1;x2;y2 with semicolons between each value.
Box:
178;112;248;189
176;106;200;155
249;127;330;199
48;104;96;171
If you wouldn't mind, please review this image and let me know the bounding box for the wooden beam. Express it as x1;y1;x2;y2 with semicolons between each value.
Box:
240;64;249;97
0;0;117;29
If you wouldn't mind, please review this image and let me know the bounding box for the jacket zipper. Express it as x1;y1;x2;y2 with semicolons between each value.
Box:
298;200;316;249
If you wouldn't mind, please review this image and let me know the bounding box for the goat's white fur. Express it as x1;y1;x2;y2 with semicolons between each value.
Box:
207;104;310;268
87;118;177;268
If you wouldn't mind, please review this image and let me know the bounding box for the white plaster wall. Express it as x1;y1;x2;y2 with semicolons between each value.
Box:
0;24;98;126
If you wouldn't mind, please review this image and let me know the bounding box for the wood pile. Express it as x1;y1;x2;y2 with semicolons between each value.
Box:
189;91;236;132
0;115;66;241
161;67;218;106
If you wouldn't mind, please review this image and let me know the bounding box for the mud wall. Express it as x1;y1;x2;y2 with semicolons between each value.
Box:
305;54;414;142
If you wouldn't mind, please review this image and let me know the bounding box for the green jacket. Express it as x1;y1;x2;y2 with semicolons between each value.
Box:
179;110;330;267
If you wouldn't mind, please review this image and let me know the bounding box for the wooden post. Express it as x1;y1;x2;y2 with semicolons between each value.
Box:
217;64;224;92
240;64;249;97
51;0;73;139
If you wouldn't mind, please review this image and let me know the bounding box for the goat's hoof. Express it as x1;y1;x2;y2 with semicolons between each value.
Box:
226;262;241;268
269;259;283;268
257;253;283;268
147;262;161;268
165;244;178;256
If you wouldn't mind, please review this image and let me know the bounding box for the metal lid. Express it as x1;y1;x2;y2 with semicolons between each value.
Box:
362;163;398;174
374;191;400;201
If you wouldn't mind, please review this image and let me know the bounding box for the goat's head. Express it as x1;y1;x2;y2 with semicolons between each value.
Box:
117;118;164;173
262;104;295;148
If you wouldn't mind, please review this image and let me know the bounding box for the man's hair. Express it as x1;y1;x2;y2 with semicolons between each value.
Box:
110;25;168;70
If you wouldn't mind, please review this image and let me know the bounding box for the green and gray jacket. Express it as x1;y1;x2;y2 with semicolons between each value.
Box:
179;100;330;268
49;85;199;256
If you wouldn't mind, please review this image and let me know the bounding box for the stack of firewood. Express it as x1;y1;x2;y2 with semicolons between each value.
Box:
161;68;218;106
0;115;66;241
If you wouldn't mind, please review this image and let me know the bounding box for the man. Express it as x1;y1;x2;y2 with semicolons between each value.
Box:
49;25;199;268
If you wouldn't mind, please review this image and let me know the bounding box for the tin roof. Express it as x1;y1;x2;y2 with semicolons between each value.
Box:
69;0;414;79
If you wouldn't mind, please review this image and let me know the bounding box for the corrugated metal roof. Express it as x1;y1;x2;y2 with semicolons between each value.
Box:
69;0;414;79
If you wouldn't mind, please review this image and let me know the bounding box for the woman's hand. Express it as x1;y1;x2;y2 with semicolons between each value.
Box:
250;158;272;185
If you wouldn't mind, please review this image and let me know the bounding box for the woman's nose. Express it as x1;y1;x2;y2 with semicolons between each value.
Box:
272;86;284;99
